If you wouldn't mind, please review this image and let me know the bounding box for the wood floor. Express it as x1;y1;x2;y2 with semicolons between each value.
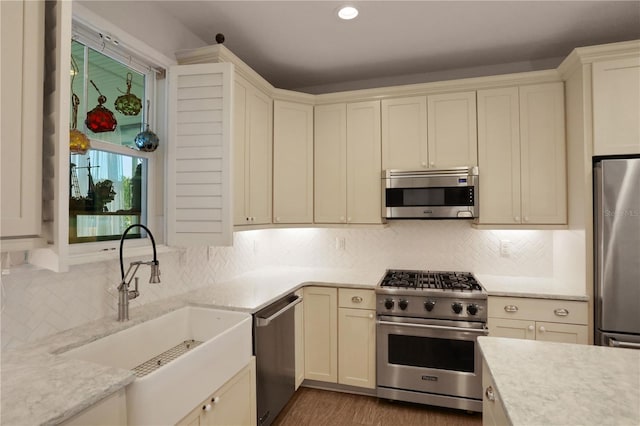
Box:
272;387;483;426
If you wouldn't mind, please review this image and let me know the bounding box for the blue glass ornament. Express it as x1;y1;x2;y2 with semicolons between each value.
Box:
134;124;159;152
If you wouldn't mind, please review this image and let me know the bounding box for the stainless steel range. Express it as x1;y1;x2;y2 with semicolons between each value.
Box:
375;269;488;412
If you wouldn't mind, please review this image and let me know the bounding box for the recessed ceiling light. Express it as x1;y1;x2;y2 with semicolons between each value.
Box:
337;6;359;20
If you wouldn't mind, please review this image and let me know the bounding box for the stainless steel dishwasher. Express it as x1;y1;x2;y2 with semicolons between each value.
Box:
254;293;302;426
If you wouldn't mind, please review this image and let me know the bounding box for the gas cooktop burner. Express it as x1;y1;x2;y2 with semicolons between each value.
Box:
380;269;483;291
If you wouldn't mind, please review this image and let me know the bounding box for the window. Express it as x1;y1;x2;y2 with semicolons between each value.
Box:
69;36;157;245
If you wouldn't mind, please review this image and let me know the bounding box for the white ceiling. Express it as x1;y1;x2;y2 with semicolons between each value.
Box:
158;1;640;93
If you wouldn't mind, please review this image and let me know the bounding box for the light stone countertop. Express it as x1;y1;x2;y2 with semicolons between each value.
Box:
477;274;589;301
478;336;640;425
0;266;383;426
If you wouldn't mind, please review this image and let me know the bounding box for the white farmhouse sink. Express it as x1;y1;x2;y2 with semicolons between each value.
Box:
63;306;252;426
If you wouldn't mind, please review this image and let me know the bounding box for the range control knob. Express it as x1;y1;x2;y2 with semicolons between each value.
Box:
424;300;436;311
467;304;479;316
452;302;463;314
399;299;409;310
384;299;394;310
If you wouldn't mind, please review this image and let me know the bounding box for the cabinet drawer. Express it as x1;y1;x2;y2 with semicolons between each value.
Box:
338;288;376;310
488;296;587;325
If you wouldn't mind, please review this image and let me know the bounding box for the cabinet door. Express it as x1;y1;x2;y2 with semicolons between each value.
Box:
209;361;255;426
246;88;273;225
482;361;510;426
303;287;338;383
233;78;249;225
427;91;478;168
381;96;428;170
1;0;43;238
273;100;314;224
477;87;521;224
488;318;535;340
519;82;566;225
338;308;376;389
314;104;347;223
535;322;588;345
592;57;640;155
346;101;382;224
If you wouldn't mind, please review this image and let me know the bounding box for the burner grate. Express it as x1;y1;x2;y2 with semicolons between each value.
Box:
381;270;482;291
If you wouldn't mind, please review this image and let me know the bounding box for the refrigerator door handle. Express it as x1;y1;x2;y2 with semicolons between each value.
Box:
608;337;640;350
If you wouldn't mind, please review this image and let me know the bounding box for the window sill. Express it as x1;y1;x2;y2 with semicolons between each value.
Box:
67;243;175;266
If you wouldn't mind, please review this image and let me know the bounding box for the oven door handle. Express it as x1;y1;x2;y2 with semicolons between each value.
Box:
377;320;489;334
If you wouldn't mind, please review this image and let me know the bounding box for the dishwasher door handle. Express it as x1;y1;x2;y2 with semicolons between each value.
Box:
256;296;302;327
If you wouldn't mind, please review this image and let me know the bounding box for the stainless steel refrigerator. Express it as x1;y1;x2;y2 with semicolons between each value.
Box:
594;156;640;349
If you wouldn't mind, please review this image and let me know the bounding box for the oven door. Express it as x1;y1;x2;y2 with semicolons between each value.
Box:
377;315;488;401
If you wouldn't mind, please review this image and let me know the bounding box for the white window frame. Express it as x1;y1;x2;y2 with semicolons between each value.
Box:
67;20;165;259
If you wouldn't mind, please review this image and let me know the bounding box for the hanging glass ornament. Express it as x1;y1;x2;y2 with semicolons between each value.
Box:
85;80;117;133
69;57;90;154
114;73;142;116
134;101;159;152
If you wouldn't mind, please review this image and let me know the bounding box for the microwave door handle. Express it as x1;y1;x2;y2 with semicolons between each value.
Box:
377;320;489;335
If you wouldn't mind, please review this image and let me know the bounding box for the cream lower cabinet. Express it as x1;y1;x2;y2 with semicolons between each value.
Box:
488;296;588;344
592;56;640;155
234;75;272;226
273;100;314;224
314;101;382;224
477;82;566;225
303;286;338;382
303;287;376;389
61;389;127;426
338;289;376;389
482;360;510;426
177;358;256;426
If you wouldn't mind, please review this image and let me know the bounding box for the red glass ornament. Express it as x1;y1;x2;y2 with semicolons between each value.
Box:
86;80;117;133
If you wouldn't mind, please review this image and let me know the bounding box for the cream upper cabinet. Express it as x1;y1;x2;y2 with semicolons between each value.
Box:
488;296;588;345
303;286;338;383
381;92;477;171
273;100;314;224
338;289;376;389
592;57;640;155
1;0;44;241
314;104;347;223
234;75;272;226
427;91;478;168
314;101;382;224
346;100;383;224
477;82;566;225
381;96;428;170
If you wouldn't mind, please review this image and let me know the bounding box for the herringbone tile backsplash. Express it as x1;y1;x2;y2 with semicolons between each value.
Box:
1;222;553;350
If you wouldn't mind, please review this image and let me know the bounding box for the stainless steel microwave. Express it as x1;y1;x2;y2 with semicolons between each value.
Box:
382;167;479;219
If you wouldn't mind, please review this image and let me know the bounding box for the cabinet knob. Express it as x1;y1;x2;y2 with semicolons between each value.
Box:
347;217;352;222
211;396;220;404
528;325;534;331
203;403;212;412
340;216;345;222
429;162;435;167
275;216;280;222
539;326;546;333
514;216;520;222
504;305;519;313
554;308;569;317
524;216;529;222
485;386;495;402
369;313;374;319
351;296;363;303
421;162;427;168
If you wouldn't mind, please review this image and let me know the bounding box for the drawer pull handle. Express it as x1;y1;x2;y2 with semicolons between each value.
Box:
351;296;363;303
504;305;518;313
554;308;569;317
485;386;495;402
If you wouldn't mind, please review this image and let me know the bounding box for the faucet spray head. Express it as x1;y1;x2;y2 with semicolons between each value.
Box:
149;261;161;284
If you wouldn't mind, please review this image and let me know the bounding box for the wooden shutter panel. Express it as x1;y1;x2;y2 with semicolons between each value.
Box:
167;63;233;246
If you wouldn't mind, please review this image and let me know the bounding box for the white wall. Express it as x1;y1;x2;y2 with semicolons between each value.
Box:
1;222;555;350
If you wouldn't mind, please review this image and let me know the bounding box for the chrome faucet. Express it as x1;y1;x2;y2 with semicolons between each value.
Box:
117;224;161;321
